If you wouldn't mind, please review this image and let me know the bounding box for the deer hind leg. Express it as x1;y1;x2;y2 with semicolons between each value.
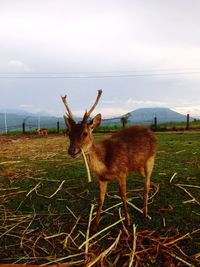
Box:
143;156;155;217
94;179;108;228
118;176;131;227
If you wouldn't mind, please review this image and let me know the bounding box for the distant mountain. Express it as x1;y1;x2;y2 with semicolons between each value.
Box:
0;109;33;116
0;110;83;133
101;108;190;125
0;112;65;133
126;107;188;124
0;107;192;133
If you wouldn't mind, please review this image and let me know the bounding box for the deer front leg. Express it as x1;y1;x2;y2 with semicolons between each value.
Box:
94;179;108;229
118;176;131;227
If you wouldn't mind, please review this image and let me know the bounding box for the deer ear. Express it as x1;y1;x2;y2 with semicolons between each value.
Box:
89;113;101;130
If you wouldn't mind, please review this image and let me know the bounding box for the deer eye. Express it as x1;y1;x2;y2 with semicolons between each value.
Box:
83;132;88;137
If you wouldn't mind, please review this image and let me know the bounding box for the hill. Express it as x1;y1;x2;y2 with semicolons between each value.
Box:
0;112;65;133
126;107;188;123
102;107;189;125
0;110;82;133
0;107;191;132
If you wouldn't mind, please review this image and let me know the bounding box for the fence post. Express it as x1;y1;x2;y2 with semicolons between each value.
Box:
186;114;190;130
57;120;60;133
4;111;8;134
22;122;25;134
154;116;157;130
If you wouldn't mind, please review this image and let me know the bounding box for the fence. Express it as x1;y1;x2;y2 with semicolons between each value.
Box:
101;113;193;127
0;119;66;134
0;113;199;134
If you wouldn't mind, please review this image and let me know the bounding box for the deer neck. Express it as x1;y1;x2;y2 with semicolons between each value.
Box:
86;144;106;176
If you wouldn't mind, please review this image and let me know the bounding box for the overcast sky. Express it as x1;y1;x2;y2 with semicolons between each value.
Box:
0;0;200;118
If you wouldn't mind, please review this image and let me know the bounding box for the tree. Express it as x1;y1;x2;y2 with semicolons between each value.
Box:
120;113;131;128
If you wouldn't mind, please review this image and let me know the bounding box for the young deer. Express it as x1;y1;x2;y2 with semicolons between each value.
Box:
37;128;48;136
61;90;157;228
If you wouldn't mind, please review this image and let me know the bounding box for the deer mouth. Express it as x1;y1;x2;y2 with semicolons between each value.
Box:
72;152;81;158
68;148;81;158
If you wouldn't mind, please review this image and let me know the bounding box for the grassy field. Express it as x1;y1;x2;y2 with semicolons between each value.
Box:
0;131;199;266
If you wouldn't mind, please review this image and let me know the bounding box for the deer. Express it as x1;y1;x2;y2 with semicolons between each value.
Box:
61;90;157;229
37;128;48;136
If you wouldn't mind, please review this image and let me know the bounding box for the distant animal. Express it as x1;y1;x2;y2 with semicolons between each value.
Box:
62;129;68;136
61;90;157;229
37;128;48;136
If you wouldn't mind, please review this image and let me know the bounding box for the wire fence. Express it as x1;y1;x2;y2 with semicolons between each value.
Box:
0;119;66;134
0;113;199;134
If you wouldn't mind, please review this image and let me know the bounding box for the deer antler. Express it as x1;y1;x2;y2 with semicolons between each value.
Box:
83;89;102;121
61;95;74;121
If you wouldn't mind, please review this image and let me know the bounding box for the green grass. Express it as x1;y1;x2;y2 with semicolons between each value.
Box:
154;120;200;131
0;132;199;266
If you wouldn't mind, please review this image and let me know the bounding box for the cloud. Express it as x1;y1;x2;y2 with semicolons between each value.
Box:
19;104;34;108
8;60;31;72
125;99;168;109
97;108;130;118
172;105;200;118
73;98;171;118
75;98;200;119
0;0;200;119
19;104;44;114
1;1;200;76
9;60;25;68
73;107;130;119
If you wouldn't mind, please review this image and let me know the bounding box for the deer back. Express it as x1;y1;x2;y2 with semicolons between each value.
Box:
89;126;157;179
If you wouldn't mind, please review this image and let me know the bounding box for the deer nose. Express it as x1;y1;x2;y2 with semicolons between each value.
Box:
68;147;80;157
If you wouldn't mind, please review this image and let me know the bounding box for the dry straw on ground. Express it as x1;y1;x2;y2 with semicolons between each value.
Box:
0;135;199;266
0;183;199;267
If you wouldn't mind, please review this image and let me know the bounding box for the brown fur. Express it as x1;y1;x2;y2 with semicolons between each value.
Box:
90;126;157;178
